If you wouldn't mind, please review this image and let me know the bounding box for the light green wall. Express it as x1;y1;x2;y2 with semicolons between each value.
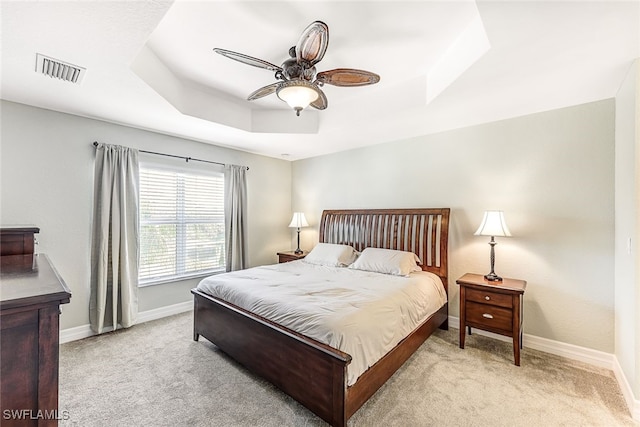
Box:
292;99;616;353
0;96;631;374
0;100;292;329
614;59;640;400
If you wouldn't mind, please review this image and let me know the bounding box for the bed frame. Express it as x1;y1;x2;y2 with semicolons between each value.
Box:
191;208;450;426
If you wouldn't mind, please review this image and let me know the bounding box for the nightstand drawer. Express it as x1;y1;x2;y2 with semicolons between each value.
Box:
278;254;298;263
466;301;512;332
466;288;512;308
277;251;307;263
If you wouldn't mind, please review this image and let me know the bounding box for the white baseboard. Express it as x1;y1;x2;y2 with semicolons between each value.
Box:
449;315;639;421
59;300;194;344
137;300;194;323
612;355;640;421
448;316;614;368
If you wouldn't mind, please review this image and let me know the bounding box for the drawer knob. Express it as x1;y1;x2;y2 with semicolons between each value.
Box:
482;313;494;319
485;296;491;301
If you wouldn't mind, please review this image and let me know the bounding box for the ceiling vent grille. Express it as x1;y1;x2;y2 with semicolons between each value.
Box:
35;53;86;84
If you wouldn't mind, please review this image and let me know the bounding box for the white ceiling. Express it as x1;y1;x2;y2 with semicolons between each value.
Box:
1;1;638;160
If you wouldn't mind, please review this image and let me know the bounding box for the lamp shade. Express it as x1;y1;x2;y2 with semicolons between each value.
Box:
277;80;320;114
474;211;511;237
288;212;309;228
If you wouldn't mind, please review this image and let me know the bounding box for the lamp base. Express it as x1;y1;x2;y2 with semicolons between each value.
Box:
484;238;502;281
484;272;503;282
294;228;303;255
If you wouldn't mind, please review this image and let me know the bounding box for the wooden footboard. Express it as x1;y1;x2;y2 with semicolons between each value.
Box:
192;288;352;427
192;288;448;426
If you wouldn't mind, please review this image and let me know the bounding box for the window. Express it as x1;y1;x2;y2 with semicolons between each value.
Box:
138;164;225;285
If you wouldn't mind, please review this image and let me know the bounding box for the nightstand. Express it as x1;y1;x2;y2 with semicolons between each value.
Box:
457;273;527;366
277;250;307;263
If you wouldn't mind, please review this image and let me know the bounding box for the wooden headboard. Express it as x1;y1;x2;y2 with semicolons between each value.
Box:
319;208;450;290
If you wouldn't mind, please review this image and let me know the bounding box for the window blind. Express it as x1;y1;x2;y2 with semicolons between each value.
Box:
139;165;225;285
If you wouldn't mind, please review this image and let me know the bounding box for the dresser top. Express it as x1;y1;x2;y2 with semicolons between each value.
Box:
0;254;71;310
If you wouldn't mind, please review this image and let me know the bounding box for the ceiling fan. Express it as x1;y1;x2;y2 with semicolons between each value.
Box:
214;21;380;116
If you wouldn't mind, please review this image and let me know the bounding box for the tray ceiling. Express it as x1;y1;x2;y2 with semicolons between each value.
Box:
1;1;638;160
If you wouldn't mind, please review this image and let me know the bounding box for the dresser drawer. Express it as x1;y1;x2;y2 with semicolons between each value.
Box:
466;301;513;332
466;288;512;308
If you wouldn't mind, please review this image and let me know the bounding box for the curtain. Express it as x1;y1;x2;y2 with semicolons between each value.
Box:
89;143;139;334
224;165;247;271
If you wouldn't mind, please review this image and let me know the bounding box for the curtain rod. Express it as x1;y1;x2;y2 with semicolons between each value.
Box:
92;141;248;170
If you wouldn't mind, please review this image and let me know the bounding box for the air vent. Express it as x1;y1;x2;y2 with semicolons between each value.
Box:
35;53;86;84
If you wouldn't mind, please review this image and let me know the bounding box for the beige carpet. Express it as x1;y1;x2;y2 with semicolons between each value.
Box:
59;311;636;426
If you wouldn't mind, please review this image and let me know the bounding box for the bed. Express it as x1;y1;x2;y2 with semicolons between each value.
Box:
191;208;450;426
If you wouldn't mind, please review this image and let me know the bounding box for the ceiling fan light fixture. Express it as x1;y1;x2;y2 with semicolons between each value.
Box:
276;80;320;116
215;21;378;115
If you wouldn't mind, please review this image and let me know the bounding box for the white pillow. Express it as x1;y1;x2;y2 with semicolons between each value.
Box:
302;243;358;267
349;247;422;276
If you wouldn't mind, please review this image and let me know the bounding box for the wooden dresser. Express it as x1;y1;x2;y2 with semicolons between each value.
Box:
0;227;71;426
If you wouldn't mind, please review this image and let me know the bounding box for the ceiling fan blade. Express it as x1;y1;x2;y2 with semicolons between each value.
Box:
296;21;329;66
247;82;280;101
316;68;380;87
214;48;282;72
310;87;328;110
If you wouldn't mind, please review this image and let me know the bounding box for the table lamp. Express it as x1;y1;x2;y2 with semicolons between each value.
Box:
474;210;511;281
288;212;309;254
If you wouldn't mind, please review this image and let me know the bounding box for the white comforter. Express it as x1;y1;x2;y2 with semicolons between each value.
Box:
196;260;447;386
